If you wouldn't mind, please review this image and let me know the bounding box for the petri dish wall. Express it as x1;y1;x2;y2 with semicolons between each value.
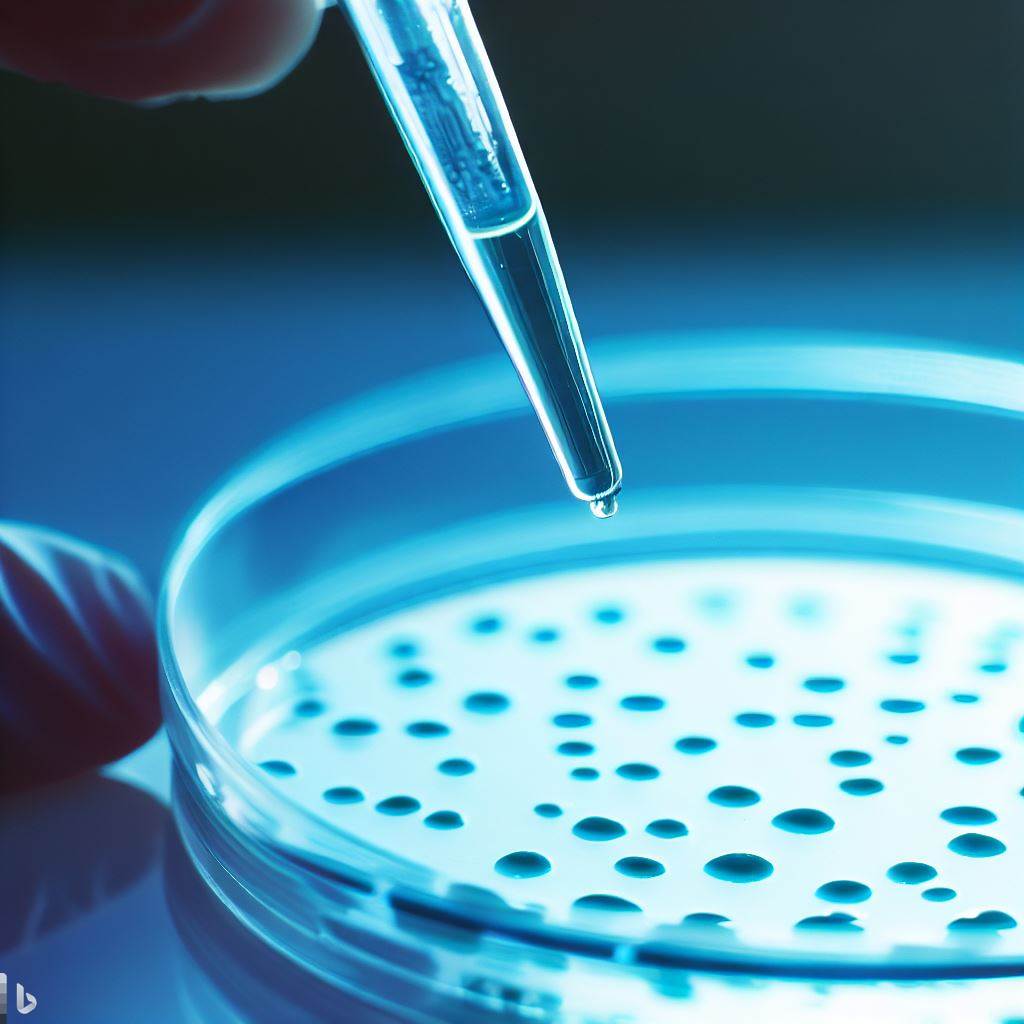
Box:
160;330;1024;1022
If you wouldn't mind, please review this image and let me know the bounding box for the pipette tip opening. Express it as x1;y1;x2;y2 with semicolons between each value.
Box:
589;492;620;520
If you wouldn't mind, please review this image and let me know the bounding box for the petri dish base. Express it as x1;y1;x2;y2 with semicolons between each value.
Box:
160;332;1024;1022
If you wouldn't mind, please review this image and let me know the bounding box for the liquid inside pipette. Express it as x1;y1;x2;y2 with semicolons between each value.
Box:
467;211;622;515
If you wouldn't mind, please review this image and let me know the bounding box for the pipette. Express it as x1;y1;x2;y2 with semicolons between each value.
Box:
341;0;623;517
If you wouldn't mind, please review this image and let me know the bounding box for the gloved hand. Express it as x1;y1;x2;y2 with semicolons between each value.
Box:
0;523;160;793
0;0;324;102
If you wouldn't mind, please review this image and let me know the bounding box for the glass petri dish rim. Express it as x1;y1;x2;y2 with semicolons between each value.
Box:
158;329;1024;980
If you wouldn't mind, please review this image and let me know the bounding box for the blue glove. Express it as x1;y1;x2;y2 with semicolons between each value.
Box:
0;522;160;793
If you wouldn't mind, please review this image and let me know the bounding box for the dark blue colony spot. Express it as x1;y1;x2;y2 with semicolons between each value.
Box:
571;767;599;780
531;628;560;643
840;778;884;796
978;661;1007;674
887;861;937;884
471;615;503;634
948;833;1006;858
406;720;450;738
746;653;775;669
675;735;717;754
952;693;979;704
615;856;665;878
397;667;433;687
816;880;871;904
888;653;920;665
534;803;562;818
494;851;550;878
620;695;665;712
803;676;845;693
941;806;997;826
333;717;379;737
464;691;510;714
424;810;463;830
796;912;861;933
704;853;773;883
573;894;641;913
880;698;925;714
258;759;296;777
565;673;599;689
616;762;660;781
376;795;420;816
646;818;688;838
438;758;475;776
830;749;871;767
922;887;957;902
389;640;418;658
886;734;909;745
708;785;760;808
793;714;833;728
552;713;592;728
593;607;625;624
557;741;594;757
652;636;686;653
573;816;626;841
294;699;326;718
955;746;1001;765
323;786;363;804
948;910;1017;932
735;712;775;728
772;808;834;834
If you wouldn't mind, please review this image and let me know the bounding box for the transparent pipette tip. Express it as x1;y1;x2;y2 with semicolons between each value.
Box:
589;490;620;519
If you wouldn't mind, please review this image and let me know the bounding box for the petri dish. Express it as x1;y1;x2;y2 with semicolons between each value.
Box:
160;330;1024;1022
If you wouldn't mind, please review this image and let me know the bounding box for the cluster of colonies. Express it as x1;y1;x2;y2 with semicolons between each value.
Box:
257;603;1021;936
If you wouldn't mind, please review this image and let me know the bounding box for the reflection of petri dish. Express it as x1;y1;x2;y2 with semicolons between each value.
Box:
160;332;1024;1020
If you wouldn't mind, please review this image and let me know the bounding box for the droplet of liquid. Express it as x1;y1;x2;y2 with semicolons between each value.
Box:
464;691;510;714
589;493;619;519
424;810;463;830
572;816;626;841
675;735;717;754
557;741;594;757
375;795;420;816
294;699;326;718
922;887;957;902
620;695;665;712
830;749;872;767
803;676;845;693
552;713;592;728
795;912;861;932
616;762;660;781
615;856;665;878
646;818;688;838
735;712;775;728
494;851;551;878
573;894;641;913
948;910;1016;932
816;880;871;903
566;673;600;689
941;806;997;825
534;803;562;818
880;698;925;714
333;717;379;737
406;720;450;738
948;832;1006;858
438;758;474;776
771;808;835;834
708;785;760;808
258;759;296;777
955;746;1001;765
839;778;884;796
704;853;773;883
886;861;937;884
323;786;363;804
